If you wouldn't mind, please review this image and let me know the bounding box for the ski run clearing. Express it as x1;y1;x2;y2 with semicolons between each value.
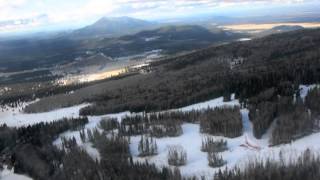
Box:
0;103;89;127
0;166;32;180
1;85;320;179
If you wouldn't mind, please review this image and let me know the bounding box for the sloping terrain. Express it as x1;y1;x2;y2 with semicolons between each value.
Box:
0;25;243;75
24;28;320;114
257;25;304;36
85;25;243;57
1;86;320;179
1;28;320;180
0;37;78;72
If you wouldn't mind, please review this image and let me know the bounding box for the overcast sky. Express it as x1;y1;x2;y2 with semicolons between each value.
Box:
1;0;319;22
0;0;319;34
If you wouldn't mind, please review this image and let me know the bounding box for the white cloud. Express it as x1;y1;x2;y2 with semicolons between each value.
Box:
0;0;26;8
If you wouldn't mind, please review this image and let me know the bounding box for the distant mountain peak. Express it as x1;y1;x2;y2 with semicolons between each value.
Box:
72;16;156;38
92;16;152;27
98;16;142;21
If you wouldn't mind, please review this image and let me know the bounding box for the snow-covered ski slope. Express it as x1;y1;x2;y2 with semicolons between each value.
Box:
0;104;88;127
1;85;320;179
0;166;32;180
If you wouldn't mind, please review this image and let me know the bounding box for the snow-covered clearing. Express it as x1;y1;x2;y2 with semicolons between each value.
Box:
0;104;89;127
128;108;267;178
52;94;242;178
2;84;320;179
299;84;317;100
176;94;238;112
0;166;32;180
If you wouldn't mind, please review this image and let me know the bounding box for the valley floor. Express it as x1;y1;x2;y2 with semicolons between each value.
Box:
221;22;320;31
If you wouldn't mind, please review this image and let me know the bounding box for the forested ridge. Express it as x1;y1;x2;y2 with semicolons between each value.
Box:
24;28;320;115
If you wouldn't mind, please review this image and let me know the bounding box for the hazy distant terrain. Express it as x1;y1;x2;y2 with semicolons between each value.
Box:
221;22;319;32
0;17;247;86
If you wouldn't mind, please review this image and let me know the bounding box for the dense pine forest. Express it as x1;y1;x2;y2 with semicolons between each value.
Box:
0;118;184;180
214;149;320;180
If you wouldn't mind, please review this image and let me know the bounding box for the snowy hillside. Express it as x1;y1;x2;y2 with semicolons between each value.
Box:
0;104;88;127
0;166;31;180
1;85;319;179
52;85;319;178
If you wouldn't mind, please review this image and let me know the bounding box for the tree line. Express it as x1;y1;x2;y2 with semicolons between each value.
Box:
248;86;320;145
0;116;195;180
214;149;320;180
